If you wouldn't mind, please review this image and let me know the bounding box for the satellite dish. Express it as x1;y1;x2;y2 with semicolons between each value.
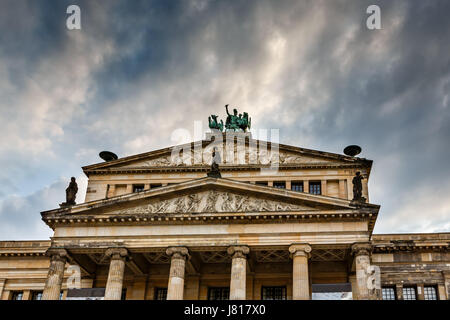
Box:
343;145;362;157
99;151;118;162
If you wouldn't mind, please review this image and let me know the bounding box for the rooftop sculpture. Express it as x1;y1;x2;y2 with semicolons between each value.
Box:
208;105;251;132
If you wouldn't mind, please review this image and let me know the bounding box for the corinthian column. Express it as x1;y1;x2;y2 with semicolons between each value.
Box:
104;248;129;300
166;247;190;300
42;248;68;300
227;246;250;300
289;244;312;300
351;242;376;300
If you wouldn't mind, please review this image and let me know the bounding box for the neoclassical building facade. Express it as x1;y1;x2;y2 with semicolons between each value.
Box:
0;133;449;300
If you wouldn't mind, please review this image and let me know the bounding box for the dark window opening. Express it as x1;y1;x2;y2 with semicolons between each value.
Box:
402;287;417;300
32;291;43;300
150;184;163;189
424;286;438;300
291;182;304;192
133;185;145;193
255;181;268;186
208;287;230;300
11;291;23;300
261;286;286;300
382;287;396;300
155;288;167;300
309;181;321;195
273;182;286;189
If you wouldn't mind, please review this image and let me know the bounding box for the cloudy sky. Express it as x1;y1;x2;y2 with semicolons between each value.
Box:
0;0;449;240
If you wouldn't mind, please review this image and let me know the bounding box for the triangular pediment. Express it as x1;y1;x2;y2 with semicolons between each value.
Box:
83;138;370;172
43;177;376;219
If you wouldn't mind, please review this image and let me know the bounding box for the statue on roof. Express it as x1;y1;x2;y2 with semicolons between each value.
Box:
208;114;224;131
207;148;222;178
352;172;366;202
60;177;78;207
208;105;251;132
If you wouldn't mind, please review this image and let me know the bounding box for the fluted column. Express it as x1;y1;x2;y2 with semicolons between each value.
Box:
289;244;312;300
227;246;249;300
166;247;190;300
104;248;129;300
351;242;376;300
42;249;68;300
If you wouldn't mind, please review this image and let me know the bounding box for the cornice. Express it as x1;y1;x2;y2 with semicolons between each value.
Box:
83;162;370;176
81;138;372;175
372;241;449;253
41;210;378;232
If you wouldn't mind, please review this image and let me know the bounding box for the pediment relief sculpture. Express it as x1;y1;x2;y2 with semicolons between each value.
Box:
111;191;313;216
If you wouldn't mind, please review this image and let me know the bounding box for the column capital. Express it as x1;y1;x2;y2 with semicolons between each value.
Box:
105;247;129;261
227;245;250;259
45;248;68;262
289;243;311;258
166;246;190;260
351;242;372;257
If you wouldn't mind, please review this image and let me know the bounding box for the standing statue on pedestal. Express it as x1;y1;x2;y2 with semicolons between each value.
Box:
61;177;78;207
207;148;222;178
352;172;366;202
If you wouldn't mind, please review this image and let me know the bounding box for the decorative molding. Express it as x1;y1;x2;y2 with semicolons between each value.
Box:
289;244;312;258
104;247;129;261
227;246;250;259
255;250;290;263
166;246;190;261
351;242;373;257
45;248;69;262
311;248;347;261
199;251;231;263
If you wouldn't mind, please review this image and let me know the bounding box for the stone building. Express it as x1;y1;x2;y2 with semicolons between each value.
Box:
0;133;449;300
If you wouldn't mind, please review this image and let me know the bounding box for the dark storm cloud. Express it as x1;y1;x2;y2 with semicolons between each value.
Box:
0;0;449;239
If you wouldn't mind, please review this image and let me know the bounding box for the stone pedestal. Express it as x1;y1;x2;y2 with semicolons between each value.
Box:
227;246;249;300
289;244;311;300
351;243;377;300
42;249;68;300
104;248;129;300
166;247;190;300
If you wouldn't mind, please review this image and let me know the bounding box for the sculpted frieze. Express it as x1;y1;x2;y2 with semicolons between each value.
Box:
112;191;311;215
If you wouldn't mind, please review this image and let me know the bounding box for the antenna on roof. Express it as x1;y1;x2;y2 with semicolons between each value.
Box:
99;151;118;162
343;145;362;157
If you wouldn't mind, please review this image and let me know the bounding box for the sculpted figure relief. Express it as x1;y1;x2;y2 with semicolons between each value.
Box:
114;191;310;216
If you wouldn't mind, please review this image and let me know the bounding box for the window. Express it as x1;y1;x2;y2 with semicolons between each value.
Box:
150;183;162;189
32;291;43;300
291;182;303;192
59;291;64;300
402;287;417;300
133;185;145;193
261;286;286;300
11;291;23;300
273;182;286;189
121;289;127;300
154;288;167;300
424;286;438;300
382;287;396;300
255;181;268;186
208;287;229;300
309;181;321;195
